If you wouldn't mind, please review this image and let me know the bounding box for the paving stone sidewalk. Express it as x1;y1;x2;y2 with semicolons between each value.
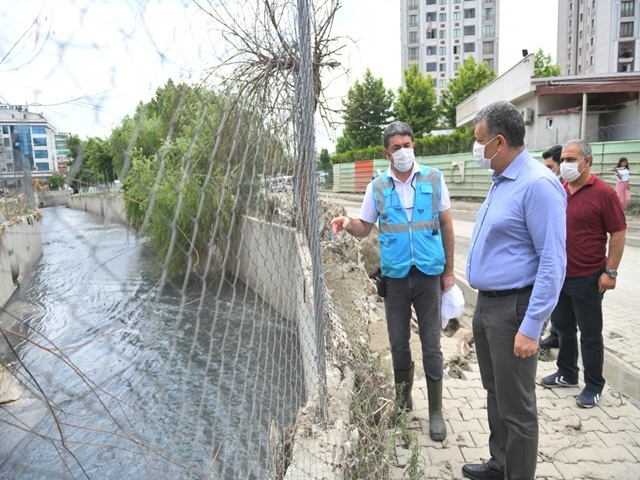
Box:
390;355;640;480
325;193;640;479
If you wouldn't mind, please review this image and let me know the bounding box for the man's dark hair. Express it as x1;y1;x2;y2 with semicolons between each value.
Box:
473;101;525;148
383;121;414;149
543;145;562;166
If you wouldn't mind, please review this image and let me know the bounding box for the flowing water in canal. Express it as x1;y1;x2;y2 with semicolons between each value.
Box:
0;206;305;479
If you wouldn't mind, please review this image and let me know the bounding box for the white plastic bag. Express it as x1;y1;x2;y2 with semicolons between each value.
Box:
441;284;464;328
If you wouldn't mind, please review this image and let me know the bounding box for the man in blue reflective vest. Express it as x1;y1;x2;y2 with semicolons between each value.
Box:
330;121;456;441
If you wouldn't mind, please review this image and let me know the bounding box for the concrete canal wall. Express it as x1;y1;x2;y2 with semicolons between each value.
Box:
67;194;128;225
0;213;43;307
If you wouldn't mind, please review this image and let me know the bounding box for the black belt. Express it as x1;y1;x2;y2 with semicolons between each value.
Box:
478;285;533;298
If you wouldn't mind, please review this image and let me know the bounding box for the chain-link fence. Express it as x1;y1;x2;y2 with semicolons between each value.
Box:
0;1;407;479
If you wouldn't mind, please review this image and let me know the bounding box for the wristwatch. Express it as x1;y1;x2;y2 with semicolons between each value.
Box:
604;269;618;279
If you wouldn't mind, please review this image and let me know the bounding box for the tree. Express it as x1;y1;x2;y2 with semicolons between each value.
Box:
195;0;342;123
84;137;115;184
318;148;331;172
336;69;394;152
66;134;82;162
117;80;287;276
394;63;439;138
440;57;497;129
534;48;561;77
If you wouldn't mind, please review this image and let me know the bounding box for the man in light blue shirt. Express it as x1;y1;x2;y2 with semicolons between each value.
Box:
462;102;567;480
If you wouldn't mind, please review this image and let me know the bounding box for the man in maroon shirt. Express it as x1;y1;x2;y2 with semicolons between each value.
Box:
541;139;626;408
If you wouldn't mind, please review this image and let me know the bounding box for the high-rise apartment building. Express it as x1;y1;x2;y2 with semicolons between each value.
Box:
557;0;639;75
400;0;499;101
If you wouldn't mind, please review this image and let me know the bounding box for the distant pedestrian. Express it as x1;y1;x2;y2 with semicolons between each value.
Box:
613;157;631;209
463;101;566;480
541;139;626;409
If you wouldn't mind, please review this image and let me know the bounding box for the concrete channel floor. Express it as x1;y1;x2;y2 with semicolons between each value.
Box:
324;193;640;479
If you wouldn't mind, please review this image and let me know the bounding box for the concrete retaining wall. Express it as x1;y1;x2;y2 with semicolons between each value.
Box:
36;190;72;208
228;216;318;397
0;214;43;307
68;194;127;225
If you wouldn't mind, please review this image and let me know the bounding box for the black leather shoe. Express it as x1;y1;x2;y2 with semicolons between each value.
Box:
540;332;559;349
462;462;504;479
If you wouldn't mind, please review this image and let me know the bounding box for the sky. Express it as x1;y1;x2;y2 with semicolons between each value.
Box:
1;0;558;153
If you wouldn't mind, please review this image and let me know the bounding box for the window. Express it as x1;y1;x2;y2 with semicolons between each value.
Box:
619;42;633;58
453;45;461;54
5;151;11;160
621;22;634;38
426;62;437;71
438;79;447;88
426;28;437;39
453;11;461;21
426;45;437;55
482;24;495;37
484;7;494;20
3;138;9;147
426;12;436;21
33;137;47;146
408;14;418;27
439;29;447;39
454;28;461;37
34;150;48;158
408;0;418;9
35;162;49;171
408;47;419;61
453;61;460;71
464;25;475;35
409;30;419;43
464;8;475;19
31;126;46;134
484;58;494;70
426;0;436;5
464;42;475;52
483;42;494;54
439;63;447;72
439;46;447;55
2;126;8;135
621;1;635;17
439;13;447;22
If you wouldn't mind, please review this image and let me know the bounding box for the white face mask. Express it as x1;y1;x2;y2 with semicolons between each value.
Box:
472;137;498;169
391;148;415;172
560;159;584;182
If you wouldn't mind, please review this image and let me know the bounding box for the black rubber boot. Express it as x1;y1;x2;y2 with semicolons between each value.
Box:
393;364;414;418
427;378;447;441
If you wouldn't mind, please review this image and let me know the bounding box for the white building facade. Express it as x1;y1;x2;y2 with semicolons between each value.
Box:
0;104;59;174
400;0;499;101
557;0;640;75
